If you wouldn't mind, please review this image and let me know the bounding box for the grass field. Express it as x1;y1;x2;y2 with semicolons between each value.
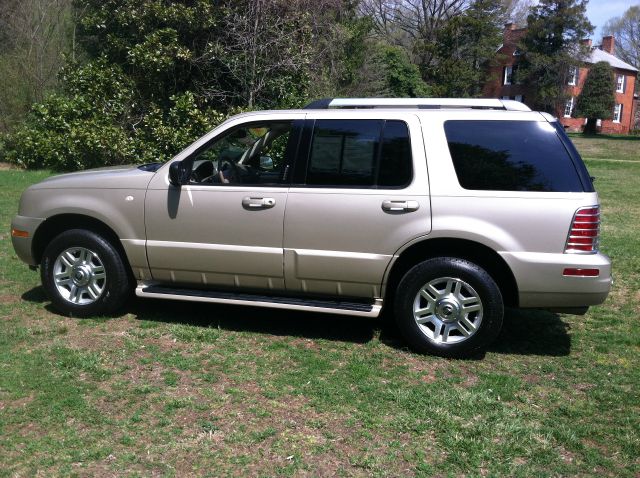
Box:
0;136;639;477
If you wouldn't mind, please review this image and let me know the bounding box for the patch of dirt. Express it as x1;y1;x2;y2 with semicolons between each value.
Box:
457;365;479;388
582;438;610;455
421;372;437;383
0;394;34;413
574;383;595;392
461;374;479;387
0;294;20;304
557;445;575;464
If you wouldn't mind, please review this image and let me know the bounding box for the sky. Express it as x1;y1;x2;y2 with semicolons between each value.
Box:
585;0;639;40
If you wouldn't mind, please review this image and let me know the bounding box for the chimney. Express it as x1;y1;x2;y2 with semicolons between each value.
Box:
580;38;592;48
601;36;615;54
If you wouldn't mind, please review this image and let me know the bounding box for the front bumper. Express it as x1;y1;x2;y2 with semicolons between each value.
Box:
11;215;45;266
500;251;612;308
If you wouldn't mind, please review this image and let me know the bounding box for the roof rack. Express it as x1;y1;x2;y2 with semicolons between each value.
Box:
304;98;531;112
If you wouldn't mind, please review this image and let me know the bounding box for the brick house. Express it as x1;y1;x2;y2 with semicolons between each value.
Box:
484;24;639;134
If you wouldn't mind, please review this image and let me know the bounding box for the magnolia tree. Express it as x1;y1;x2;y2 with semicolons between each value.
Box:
574;61;616;135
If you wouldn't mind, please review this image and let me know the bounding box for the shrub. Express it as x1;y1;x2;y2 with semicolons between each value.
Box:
5;60;227;170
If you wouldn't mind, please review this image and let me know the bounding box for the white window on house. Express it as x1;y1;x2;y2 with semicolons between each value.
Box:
568;66;578;86
502;95;511;100
503;65;514;85
616;74;625;93
515;94;523;102
564;97;574;118
613;103;623;123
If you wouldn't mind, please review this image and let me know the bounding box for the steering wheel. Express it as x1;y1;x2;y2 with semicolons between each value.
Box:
217;158;240;184
190;160;215;183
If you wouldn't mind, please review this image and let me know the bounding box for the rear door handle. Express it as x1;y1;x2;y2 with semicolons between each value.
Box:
381;200;420;212
242;196;276;209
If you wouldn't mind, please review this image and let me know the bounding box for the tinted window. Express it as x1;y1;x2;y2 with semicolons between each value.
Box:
307;120;380;186
379;121;412;187
444;120;584;192
306;120;412;187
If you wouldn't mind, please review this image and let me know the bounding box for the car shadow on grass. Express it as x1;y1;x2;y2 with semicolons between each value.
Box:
129;297;380;344
21;285;48;303
21;286;571;356
490;308;571;356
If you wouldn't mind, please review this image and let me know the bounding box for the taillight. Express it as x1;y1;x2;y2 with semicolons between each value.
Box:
565;206;600;253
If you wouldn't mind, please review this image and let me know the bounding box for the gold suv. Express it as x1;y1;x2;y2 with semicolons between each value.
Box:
11;98;612;357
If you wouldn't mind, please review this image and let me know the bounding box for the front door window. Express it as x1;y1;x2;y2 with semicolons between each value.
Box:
188;121;294;185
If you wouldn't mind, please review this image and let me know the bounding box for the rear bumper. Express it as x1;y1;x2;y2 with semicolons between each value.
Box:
11;215;44;266
501;251;612;308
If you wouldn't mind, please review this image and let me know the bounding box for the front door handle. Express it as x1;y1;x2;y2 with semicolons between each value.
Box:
242;196;276;209
381;200;420;212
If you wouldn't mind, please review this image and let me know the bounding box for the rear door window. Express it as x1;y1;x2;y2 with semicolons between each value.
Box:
443;120;585;192
303;119;412;188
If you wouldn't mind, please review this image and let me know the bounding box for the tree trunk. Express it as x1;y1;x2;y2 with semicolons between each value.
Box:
584;118;598;135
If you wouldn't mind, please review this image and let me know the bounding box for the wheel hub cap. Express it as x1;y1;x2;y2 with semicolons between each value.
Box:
435;298;462;322
413;277;483;344
72;265;92;287
53;247;106;305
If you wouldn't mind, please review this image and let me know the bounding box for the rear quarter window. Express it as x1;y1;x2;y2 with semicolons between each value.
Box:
444;120;585;192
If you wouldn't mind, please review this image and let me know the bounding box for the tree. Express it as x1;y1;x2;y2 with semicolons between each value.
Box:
5;0;319;170
574;61;615;134
75;0;312;110
517;0;593;114
206;0;312;108
4;59;226;170
603;6;640;83
430;0;506;96
360;0;471;77
0;0;74;133
502;0;533;26
359;0;505;95
374;45;432;96
304;1;375;98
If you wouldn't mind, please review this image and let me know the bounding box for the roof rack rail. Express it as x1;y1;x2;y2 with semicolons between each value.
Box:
303;98;531;112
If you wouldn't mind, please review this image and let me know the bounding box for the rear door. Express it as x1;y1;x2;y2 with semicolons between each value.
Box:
283;113;431;299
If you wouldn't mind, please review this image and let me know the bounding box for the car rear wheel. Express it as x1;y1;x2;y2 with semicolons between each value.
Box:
395;257;504;358
41;229;131;317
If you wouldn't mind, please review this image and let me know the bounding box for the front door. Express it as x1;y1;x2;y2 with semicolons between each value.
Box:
144;115;303;291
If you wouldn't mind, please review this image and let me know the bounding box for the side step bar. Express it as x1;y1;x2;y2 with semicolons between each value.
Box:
136;284;383;318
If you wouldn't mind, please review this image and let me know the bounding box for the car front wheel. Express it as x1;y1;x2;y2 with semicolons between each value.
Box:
41;229;131;317
394;257;504;358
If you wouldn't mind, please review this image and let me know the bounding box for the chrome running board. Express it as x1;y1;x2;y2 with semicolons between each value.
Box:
135;284;382;318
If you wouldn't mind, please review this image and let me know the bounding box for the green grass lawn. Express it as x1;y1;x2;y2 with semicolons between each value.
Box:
0;136;639;477
569;133;640;161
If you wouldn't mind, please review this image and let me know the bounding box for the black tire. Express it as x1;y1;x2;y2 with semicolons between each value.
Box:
41;229;131;317
394;257;503;358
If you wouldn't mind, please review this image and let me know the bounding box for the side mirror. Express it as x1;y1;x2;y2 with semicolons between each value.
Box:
168;161;191;186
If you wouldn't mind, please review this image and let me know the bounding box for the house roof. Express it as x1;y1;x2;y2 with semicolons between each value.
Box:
588;48;638;73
